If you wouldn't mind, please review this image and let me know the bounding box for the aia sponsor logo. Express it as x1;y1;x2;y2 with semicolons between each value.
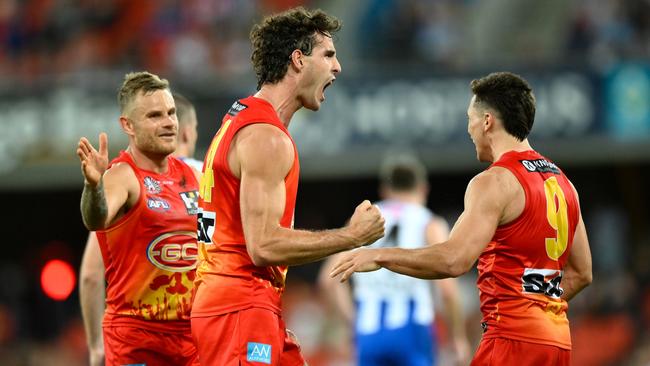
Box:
147;197;170;211
147;231;198;272
143;176;162;194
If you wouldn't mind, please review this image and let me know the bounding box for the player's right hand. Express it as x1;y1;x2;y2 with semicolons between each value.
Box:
77;133;109;187
347;200;385;247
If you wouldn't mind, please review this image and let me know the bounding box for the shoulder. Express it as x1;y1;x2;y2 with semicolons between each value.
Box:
470;167;519;195
235;124;294;176
104;161;137;182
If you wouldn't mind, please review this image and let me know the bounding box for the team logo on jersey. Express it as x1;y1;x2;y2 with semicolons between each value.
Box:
227;100;248;116
520;159;560;174
147;231;198;272
247;342;271;364
179;190;199;215
197;208;215;244
143;176;162;194
521;268;564;298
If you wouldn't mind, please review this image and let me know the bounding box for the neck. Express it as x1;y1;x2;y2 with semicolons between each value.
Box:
127;146;169;174
490;135;532;162
254;82;302;128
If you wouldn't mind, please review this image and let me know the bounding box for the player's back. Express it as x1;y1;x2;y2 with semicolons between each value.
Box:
193;97;300;318
478;150;580;349
353;199;436;365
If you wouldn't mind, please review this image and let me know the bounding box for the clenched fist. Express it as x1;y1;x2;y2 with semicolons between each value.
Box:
347;200;385;247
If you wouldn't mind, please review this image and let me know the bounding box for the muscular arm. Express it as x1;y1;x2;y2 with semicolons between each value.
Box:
331;170;511;281
79;232;105;366
237;124;384;266
375;172;505;279
561;213;592;301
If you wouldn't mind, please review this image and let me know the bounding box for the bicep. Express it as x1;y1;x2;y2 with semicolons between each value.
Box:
446;173;507;265
237;126;294;246
101;166;134;226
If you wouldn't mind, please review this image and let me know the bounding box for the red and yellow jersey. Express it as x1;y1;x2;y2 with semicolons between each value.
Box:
477;150;580;349
192;96;300;317
96;151;199;332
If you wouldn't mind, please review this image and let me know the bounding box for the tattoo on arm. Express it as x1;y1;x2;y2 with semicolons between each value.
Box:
80;179;108;230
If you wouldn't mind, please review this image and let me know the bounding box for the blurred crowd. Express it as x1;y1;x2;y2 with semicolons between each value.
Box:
1;0;649;85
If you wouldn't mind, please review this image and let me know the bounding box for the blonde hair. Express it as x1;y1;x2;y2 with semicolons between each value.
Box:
117;71;170;114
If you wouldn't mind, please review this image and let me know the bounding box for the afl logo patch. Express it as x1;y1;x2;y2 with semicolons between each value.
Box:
143;176;162;194
147;231;198;272
147;197;171;211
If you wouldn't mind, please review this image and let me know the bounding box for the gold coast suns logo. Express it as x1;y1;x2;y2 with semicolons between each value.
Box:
147;231;198;272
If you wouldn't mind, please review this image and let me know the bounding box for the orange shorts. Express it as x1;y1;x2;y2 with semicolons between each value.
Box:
191;307;305;366
103;326;198;366
471;337;570;366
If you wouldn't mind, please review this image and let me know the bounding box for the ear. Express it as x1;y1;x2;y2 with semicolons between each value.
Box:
178;125;188;143
289;49;304;71
119;116;134;136
483;111;494;132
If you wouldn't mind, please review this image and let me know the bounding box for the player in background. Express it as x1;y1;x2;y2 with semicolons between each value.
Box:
77;72;200;366
173;93;204;172
191;7;385;366
319;154;470;366
331;72;592;366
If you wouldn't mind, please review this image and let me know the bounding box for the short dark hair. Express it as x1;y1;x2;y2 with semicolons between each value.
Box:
118;71;169;114
250;7;341;90
470;72;536;141
173;93;195;126
379;154;427;192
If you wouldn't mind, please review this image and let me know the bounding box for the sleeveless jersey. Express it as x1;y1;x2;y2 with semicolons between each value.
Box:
477;150;580;349
96;151;199;332
192;96;300;317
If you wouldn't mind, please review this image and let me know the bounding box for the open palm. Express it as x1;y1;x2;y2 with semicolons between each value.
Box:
77;133;109;187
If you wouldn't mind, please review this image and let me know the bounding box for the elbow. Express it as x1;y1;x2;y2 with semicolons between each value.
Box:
580;269;593;288
247;242;275;267
80;271;103;290
445;253;473;278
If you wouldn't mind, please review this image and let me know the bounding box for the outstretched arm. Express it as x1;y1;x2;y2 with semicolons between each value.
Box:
237;124;385;266
331;170;508;281
79;232;105;366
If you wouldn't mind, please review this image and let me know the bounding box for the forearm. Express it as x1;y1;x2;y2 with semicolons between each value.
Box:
376;246;461;280
80;180;108;230
561;270;591;301
250;226;360;266
79;273;105;351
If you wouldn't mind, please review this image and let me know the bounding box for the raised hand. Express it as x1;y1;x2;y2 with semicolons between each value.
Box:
77;133;109;187
347;200;385;247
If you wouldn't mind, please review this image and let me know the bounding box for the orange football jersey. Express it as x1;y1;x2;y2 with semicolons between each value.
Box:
192;97;300;317
97;151;199;332
477;150;580;349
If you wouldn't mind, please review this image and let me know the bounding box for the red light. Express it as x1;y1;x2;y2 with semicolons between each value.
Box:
41;260;76;301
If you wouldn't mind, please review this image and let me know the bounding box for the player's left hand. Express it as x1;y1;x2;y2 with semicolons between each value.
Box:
329;248;383;282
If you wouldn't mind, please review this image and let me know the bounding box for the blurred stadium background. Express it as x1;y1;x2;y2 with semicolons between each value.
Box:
1;0;650;365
